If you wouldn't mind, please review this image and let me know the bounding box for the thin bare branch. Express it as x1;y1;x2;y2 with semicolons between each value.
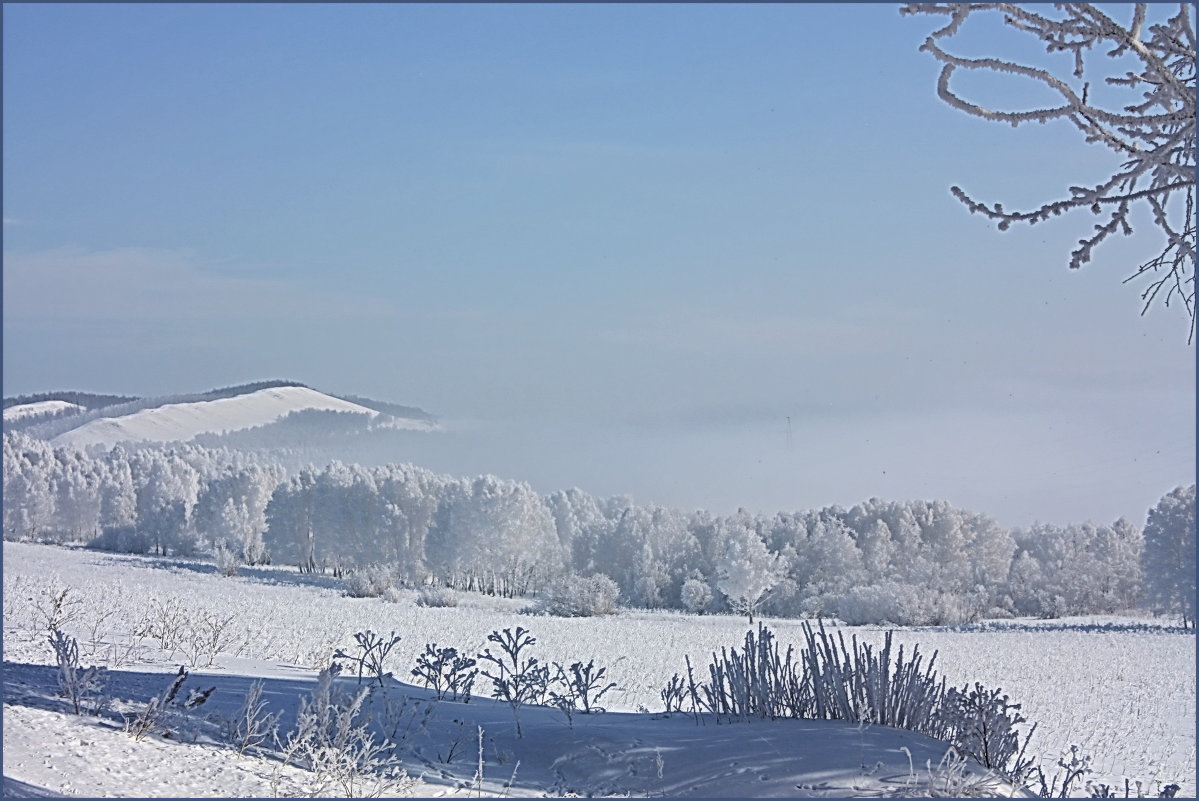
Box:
902;3;1196;338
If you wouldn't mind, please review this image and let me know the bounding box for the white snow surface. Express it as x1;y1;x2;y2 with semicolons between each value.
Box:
49;386;430;449
3;542;1193;798
3;401;83;422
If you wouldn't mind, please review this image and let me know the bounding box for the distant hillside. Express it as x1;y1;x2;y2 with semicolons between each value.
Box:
1;390;138;432
3;391;138;411
335;394;438;423
10;381;436;449
3;400;86;424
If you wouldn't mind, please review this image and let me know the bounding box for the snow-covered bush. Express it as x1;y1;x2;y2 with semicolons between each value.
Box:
344;565;395;599
415;586;458;608
660;673;687;714
277;664;416;798
136;597;189;654
700;624;807;722
223;679;280;756
123;666;215;742
934;682;1035;778
680;578;712;614
478;627;549;737
214;541;240;577
177;610;240;668
528;573;620;617
49;629;107;715
799;620;946;732
691;622;1039;783
549;659;617;718
411;643;477;702
333;630;401;686
33;584;82;634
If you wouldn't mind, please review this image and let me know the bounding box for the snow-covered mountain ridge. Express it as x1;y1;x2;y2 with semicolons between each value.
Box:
5;381;437;448
2;400;84;422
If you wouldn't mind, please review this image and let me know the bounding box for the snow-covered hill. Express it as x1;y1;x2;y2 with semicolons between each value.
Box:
50;385;435;449
3;400;84;422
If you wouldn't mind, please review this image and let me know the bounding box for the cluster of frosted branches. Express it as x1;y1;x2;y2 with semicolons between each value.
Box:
902;3;1196;339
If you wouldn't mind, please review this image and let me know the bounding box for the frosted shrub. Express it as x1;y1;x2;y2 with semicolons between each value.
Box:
478;627;549;737
549;659;617;716
124;666;215;742
411;643;477;701
798;620;945;732
334;630;402;686
277;664;416;798
529;573;620;617
177;611;240;669
49;629;107;715
137;597;189;654
660;673;687;714
344;565;395;599
701;624;806;722
34;585;82;634
690;622;1041;785
934;682;1036;779
680;578;712;614
415;586;458;608
214;541;240;577
224;679;280;756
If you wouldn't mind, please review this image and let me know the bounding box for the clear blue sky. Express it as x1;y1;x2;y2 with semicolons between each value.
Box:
4;3;1193;528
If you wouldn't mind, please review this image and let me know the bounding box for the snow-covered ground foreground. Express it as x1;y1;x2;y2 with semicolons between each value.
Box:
3;542;1193;797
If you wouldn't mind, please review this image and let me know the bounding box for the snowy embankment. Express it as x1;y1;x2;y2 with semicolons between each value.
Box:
3;401;83;423
4;542;1192;797
48;386;432;449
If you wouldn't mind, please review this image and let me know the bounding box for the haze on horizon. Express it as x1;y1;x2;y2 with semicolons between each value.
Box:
3;3;1193;530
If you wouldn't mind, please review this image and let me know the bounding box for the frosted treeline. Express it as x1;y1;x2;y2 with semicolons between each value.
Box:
2;432;1182;626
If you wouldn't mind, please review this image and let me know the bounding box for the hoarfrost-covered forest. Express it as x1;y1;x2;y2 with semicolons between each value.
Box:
4;428;1194;629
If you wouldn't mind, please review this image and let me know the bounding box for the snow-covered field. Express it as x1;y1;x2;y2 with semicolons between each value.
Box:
49;386;434;449
3;541;1193;797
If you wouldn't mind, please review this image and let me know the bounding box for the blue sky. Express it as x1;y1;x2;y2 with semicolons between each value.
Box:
4;3;1193;528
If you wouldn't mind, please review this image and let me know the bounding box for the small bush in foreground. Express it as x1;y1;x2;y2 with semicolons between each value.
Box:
334;630;402;686
276;664;416;798
123;666;215;742
411;643;477;701
690;622;1034;782
223;679;280;756
478;627;549;737
49;629;107;715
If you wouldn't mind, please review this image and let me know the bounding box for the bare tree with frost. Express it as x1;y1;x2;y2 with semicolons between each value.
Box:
902;3;1196;340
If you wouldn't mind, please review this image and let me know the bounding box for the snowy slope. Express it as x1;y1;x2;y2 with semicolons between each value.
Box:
49;386;429;449
3;400;83;422
1;540;1030;798
2;542;1193;798
1;671;1028;798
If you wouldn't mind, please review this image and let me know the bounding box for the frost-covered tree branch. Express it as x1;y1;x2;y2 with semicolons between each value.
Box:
901;2;1196;341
